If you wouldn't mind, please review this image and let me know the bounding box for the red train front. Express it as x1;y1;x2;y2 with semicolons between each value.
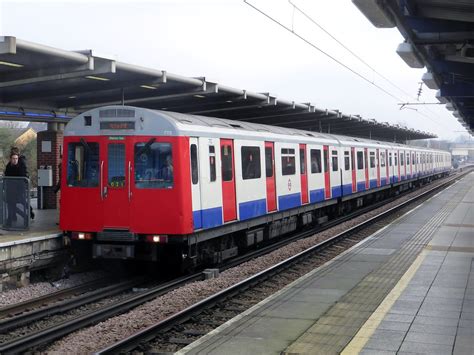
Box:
60;106;193;261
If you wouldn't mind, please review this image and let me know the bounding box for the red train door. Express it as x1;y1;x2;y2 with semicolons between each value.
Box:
385;149;389;184
102;139;130;228
299;144;308;204
220;139;237;222
364;148;369;189
323;145;331;199
376;148;380;187
351;147;356;192
265;142;276;212
397;150;401;181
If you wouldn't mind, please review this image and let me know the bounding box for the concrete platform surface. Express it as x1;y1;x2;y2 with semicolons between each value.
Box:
180;173;474;355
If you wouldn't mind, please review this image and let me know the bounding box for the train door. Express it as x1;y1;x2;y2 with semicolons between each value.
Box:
299;144;308;204
190;138;202;229
385;149;389;185
323;145;331;199
220;139;237;222
376;148;380;187
351;147;356;192
397;150;401;181
265;142;277;212
102;139;130;228
364;148;369;189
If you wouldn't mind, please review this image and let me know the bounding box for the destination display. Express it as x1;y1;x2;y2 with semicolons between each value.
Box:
100;121;135;130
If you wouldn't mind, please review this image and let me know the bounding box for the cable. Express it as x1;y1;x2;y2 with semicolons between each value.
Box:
243;0;455;131
288;0;453;129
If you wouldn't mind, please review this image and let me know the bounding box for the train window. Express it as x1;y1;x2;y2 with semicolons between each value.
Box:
380;152;386;167
310;149;322;173
134;142;173;189
108;144;125;188
370;152;375;168
400;152;404;166
209;146;216;182
190;144;198;185
221;144;233;182
332;151;338;172
299;148;306;174
67;142;99;188
242;146;261;180
282;147;296;176
265;147;274;178
394;154;398;166
357;151;363;170
344;151;350;170
389;153;392;166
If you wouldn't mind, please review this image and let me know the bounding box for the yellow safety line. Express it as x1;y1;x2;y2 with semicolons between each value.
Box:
341;250;427;355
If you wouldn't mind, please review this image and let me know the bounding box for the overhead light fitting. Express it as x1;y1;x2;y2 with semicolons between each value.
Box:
396;42;424;68
0;60;24;68
194;94;206;98
68;96;76;99
140;85;158;90
421;72;438;90
435;90;448;104
226;100;233;103
85;75;110;81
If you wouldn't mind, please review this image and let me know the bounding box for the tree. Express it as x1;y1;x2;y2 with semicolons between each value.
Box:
0;128;15;174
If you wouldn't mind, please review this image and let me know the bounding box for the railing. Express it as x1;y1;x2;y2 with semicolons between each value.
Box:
0;176;31;231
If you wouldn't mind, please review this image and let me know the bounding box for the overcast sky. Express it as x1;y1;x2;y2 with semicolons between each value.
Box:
0;0;468;140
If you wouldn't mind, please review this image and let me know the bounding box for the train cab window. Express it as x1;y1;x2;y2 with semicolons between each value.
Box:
380;152;386;167
344;151;350;170
134;142;173;189
299;148;306;174
190;144;199;185
281;148;296;176
209;146;216;182
108;144;125;188
369;152;375;168
221;144;233;182
357;151;364;170
331;150;338;172
242;146;261;180
310;149;322;173
265;147;274;178
67;142;99;187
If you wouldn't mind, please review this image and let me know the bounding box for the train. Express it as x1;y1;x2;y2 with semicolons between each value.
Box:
60;105;451;267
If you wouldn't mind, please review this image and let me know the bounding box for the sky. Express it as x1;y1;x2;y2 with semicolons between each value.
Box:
0;0;468;140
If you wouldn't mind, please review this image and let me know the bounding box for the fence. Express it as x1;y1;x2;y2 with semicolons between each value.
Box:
0;176;31;231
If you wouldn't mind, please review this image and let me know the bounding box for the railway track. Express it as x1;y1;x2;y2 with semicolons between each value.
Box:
95;169;472;354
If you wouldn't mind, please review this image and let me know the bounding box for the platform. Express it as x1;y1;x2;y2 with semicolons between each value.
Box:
180;172;474;355
0;200;64;289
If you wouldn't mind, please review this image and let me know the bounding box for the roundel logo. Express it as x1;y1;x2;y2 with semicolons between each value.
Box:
288;178;292;191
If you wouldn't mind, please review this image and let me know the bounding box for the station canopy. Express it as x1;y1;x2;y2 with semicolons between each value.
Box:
0;36;435;142
354;0;474;135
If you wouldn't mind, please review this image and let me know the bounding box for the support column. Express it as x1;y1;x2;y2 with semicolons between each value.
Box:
36;123;64;209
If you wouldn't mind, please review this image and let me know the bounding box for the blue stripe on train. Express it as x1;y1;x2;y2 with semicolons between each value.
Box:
381;177;387;186
357;181;366;192
201;206;222;229
310;189;325;203
369;179;377;189
239;198;267;221
332;186;341;198
342;184;353;196
193;210;202;229
278;193;301;211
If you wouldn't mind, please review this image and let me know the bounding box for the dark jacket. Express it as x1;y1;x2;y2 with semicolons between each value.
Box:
5;161;27;177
